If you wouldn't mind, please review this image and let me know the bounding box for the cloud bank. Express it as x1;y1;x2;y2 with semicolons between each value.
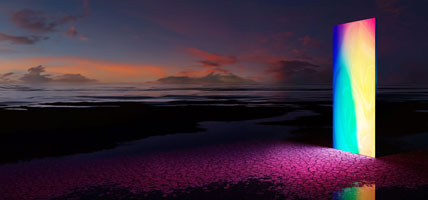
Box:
18;65;95;83
11;9;78;33
156;72;255;85
0;72;15;82
55;73;95;83
20;65;52;82
2;2;90;46
186;48;237;68
0;32;48;45
265;60;330;84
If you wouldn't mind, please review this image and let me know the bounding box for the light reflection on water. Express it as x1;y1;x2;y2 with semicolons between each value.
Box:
334;183;375;200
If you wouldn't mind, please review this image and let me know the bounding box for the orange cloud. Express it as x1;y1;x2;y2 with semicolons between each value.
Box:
0;57;167;83
177;68;229;77
298;35;322;48
79;36;89;41
186;48;237;67
66;25;77;37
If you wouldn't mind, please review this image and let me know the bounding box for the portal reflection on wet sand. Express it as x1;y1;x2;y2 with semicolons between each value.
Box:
334;183;375;200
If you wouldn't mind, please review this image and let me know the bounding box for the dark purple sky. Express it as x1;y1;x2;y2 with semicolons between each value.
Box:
0;0;427;84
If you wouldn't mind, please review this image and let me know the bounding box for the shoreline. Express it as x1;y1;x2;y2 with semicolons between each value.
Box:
0;101;295;164
1;99;428;164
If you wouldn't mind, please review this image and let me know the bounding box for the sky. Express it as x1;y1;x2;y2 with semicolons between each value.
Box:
0;0;427;84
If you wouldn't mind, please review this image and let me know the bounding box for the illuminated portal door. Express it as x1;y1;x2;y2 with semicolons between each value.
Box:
333;18;376;157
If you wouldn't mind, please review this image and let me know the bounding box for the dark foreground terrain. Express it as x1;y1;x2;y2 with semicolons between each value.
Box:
1;99;428;162
0;101;292;164
0;99;427;199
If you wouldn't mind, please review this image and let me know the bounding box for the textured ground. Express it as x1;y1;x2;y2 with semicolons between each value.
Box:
0;141;427;200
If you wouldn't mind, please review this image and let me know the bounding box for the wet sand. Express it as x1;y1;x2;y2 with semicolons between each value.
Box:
0;100;428;199
0;141;427;199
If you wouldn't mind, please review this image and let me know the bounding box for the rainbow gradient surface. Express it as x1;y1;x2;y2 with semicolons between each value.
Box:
333;184;375;200
333;18;376;157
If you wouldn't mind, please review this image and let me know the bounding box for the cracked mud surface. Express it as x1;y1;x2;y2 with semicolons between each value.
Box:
0;141;427;200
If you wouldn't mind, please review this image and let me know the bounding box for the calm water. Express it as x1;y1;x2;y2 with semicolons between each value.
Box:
1;83;427;107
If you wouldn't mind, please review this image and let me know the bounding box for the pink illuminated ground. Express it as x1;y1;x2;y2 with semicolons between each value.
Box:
0;141;427;199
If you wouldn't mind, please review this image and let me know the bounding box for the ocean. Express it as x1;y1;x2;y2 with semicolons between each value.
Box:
1;83;426;107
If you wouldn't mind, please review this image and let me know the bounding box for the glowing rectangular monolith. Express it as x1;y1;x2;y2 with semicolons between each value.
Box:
333;18;376;157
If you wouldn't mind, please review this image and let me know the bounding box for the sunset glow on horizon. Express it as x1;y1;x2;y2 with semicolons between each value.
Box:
0;56;170;83
0;1;426;84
